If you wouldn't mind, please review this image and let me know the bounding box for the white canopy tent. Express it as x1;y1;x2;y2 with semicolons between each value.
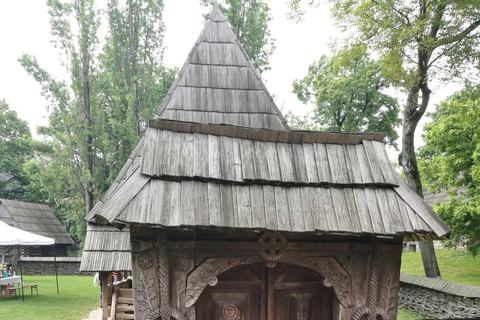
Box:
0;220;58;300
0;220;55;246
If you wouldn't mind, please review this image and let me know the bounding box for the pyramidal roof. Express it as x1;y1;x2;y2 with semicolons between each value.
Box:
84;7;449;242
154;6;290;131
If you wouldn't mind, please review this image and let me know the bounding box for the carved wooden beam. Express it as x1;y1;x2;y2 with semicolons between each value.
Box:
185;257;243;307
303;256;353;308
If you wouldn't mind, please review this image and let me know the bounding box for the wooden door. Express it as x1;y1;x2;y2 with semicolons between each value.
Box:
196;263;332;320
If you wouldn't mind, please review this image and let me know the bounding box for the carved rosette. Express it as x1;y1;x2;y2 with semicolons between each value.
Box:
222;305;240;320
258;231;288;264
138;254;153;269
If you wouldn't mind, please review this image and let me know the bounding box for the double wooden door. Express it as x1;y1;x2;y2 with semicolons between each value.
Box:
196;263;332;320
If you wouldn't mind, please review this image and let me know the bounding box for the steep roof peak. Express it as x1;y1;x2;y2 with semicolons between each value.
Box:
154;5;290;131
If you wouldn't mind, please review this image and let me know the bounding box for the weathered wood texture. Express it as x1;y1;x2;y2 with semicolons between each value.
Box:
128;227;403;320
85;138;144;222
0;199;74;245
141;127;397;186
154;6;289;131
80;224;131;272
85;5;449;255
400;273;480;298
112;179;446;240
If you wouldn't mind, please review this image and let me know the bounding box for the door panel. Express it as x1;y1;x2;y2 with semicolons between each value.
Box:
196;263;332;320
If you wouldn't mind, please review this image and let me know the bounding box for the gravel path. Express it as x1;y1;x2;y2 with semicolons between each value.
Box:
80;308;102;320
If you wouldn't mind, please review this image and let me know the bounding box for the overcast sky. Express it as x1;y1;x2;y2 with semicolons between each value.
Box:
0;0;461;161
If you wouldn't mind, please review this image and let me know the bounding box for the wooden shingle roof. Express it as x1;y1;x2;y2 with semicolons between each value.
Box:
154;6;289;131
88;121;449;241
84;6;449;242
80;223;131;272
0;199;74;245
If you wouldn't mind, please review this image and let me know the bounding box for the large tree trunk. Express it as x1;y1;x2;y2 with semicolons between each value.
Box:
399;75;442;279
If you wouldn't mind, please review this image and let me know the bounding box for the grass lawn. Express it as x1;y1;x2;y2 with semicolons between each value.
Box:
401;249;480;286
397;248;480;319
0;275;99;320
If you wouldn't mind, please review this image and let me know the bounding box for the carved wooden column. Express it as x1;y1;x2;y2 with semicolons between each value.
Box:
349;242;402;320
169;241;195;320
131;234;161;319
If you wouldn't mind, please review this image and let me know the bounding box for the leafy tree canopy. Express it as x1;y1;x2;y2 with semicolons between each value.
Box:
291;46;400;148
287;0;480;278
419;85;480;255
0;99;33;199
201;0;276;75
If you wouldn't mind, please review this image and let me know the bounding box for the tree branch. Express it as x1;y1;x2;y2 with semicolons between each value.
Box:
433;19;480;48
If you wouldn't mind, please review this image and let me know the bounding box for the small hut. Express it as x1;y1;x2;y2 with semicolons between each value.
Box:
80;224;132;319
83;7;449;320
0;198;74;261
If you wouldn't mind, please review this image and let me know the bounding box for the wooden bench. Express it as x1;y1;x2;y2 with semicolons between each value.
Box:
8;284;38;296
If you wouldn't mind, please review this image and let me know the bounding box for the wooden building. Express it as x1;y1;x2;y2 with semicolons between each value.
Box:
0;198;75;257
80;224;132;319
83;6;450;320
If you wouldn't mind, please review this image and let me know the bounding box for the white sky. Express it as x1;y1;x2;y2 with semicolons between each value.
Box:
0;0;461;162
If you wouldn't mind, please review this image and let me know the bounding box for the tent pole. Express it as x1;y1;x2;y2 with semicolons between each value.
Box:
53;244;59;293
17;246;24;302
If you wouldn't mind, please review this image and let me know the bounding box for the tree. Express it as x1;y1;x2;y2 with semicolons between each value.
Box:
19;0;174;244
201;0;276;75
20;0;103;242
292;46;400;148
0;99;33;199
98;0;176;184
419;85;480;256
290;0;480;279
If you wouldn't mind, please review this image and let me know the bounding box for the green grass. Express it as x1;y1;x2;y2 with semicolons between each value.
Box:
1;252;477;320
0;275;99;320
397;306;422;320
401;249;480;286
397;248;480;319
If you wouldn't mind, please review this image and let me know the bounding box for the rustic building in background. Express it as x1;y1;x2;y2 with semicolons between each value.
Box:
82;6;450;320
0;198;74;269
80;224;132;319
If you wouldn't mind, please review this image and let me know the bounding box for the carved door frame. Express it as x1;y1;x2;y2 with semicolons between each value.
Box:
185;256;352;309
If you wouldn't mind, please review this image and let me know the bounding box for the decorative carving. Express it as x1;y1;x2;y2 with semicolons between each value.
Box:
133;249;159;317
258;232;288;261
380;254;400;317
138;254;153;269
222;304;240;320
145;307;187;320
157;237;171;320
208;277;218;286
177;256;190;272
185;257;242;307
290;293;314;320
350;244;388;320
303;256;352;307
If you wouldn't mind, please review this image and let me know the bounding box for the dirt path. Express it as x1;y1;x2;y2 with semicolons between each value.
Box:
80;308;101;320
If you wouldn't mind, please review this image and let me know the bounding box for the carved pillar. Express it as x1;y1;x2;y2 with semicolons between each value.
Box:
349;242;402;320
169;242;195;320
131;239;161;320
378;244;402;320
